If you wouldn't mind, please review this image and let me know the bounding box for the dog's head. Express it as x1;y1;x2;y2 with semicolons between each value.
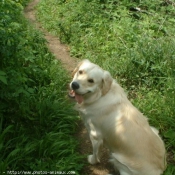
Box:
69;60;113;104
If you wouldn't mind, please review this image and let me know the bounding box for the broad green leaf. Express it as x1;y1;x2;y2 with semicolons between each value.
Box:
0;75;7;85
0;71;6;76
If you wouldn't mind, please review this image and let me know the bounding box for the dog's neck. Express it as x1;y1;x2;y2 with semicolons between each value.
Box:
75;81;129;112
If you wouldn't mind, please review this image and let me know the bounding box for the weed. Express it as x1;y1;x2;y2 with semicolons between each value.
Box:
37;0;175;173
0;0;83;174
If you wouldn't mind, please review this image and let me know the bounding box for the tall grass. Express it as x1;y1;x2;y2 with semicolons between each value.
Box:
0;0;83;174
36;0;175;174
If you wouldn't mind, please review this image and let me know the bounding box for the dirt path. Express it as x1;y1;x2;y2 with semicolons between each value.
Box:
24;1;117;174
24;0;78;72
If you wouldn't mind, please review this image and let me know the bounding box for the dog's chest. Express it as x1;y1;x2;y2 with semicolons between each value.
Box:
78;108;101;132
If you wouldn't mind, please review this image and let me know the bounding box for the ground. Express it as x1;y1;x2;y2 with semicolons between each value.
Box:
24;0;78;73
24;1;118;174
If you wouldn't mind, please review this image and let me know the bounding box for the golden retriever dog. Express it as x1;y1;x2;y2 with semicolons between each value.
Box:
69;59;166;175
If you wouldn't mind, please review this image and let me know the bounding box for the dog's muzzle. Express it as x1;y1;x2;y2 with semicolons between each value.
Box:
71;81;80;90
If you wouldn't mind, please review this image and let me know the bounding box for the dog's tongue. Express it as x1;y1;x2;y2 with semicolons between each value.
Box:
75;93;84;104
70;90;84;104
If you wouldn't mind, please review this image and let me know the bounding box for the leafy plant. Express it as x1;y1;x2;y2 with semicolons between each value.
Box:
0;0;83;173
37;0;175;173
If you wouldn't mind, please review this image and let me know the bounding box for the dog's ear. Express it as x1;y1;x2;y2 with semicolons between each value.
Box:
102;70;113;95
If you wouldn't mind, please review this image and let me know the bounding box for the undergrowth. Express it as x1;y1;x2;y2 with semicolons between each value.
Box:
36;0;175;174
0;0;83;174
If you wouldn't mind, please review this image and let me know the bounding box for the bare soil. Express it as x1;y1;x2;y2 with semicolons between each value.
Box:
24;1;118;174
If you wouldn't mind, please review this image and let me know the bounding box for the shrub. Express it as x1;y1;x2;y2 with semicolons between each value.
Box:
0;0;82;173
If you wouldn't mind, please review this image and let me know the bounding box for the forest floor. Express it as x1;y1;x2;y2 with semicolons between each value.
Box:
24;0;117;174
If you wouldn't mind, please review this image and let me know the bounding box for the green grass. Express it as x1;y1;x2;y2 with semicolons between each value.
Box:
36;0;175;174
0;0;83;174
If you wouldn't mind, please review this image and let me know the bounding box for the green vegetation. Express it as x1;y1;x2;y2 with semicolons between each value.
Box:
36;0;175;174
0;0;82;174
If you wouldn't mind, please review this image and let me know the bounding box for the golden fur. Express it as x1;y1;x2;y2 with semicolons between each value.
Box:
69;60;166;175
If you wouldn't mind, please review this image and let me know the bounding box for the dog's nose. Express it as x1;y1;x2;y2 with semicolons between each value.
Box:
71;82;80;90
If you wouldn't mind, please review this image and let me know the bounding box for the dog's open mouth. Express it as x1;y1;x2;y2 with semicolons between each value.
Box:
69;90;84;104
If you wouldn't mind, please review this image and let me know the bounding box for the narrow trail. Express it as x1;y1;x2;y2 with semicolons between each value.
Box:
24;0;78;72
24;1;117;174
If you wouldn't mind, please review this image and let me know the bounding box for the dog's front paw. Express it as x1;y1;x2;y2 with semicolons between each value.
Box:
88;155;99;165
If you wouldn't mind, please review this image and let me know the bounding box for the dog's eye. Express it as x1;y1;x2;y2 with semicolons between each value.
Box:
88;79;94;83
79;70;83;74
